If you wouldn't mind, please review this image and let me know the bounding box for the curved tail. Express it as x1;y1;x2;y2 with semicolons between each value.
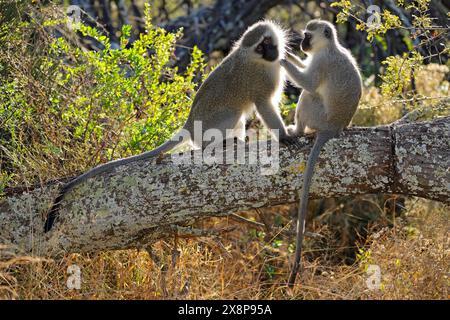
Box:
288;131;337;287
44;136;185;232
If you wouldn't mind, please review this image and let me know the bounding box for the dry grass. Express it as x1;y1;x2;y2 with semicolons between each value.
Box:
1;198;448;300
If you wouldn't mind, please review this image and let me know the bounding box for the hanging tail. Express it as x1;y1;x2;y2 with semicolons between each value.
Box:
44;135;185;232
288;131;337;287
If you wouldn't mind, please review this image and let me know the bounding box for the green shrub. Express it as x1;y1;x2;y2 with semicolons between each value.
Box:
0;2;205;188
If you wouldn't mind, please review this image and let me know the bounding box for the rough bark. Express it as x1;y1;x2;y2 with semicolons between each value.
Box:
0;117;449;258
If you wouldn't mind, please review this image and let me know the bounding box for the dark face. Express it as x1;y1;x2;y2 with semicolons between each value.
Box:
255;36;278;62
301;31;312;52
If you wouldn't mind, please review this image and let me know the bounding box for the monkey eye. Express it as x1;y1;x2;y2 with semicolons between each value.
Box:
256;44;263;53
263;37;271;44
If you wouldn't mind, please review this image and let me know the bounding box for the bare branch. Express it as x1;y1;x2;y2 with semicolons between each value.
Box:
1;117;448;258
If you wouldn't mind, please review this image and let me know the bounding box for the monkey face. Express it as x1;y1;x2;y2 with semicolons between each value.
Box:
255;36;279;62
301;29;331;53
300;32;312;52
301;20;335;53
240;21;285;62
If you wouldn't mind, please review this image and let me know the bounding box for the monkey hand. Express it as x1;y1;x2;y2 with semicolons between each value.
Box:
286;125;299;136
279;59;288;68
279;133;300;147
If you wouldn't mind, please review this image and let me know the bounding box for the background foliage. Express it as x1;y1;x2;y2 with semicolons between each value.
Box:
0;1;205;191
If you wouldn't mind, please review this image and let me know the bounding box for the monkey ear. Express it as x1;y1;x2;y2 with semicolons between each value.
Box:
324;27;331;39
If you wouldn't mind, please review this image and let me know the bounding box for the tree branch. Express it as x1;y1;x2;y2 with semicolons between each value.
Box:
1;117;448;258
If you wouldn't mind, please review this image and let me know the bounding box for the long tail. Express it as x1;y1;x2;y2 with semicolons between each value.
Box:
43;136;184;232
288;131;337;287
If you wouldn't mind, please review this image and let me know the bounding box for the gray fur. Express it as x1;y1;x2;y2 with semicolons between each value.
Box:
44;21;292;232
280;20;362;287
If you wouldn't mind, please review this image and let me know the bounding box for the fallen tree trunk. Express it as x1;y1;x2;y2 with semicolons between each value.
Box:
1;117;449;258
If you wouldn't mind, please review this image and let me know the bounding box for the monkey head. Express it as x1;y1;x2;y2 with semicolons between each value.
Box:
237;20;287;63
301;20;336;53
255;36;279;62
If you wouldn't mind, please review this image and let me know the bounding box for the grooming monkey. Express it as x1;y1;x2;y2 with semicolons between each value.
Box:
44;20;296;232
280;20;362;286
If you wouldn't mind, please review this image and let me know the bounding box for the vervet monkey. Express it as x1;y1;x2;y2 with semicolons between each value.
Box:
44;20;296;232
280;20;362;287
